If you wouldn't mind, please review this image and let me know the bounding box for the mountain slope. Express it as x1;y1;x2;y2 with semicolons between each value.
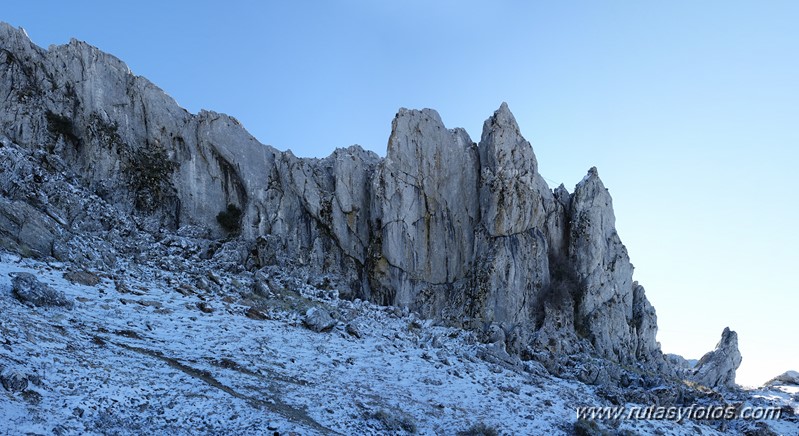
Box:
0;22;796;435
0;22;658;372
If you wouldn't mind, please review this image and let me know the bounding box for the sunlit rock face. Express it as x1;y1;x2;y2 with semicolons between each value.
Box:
367;108;480;311
1;21;664;369
569;167;643;363
691;327;743;389
0;23;261;234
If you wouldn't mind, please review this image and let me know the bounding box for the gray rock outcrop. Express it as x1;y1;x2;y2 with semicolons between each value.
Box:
665;353;698;372
569;168;638;361
765;370;799;387
368;108;479;311
0;197;61;258
691;327;742;389
460;104;560;331
0;22;668;378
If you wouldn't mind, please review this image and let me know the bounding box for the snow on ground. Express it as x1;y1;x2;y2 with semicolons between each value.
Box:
744;384;799;436
0;250;792;435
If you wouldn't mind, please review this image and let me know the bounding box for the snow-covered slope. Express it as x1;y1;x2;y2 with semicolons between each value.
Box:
1;250;795;435
0;251;586;435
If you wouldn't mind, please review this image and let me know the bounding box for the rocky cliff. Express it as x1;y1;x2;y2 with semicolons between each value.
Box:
1;22;671;378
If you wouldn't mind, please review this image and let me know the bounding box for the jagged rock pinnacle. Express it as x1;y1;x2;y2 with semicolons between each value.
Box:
691;327;743;389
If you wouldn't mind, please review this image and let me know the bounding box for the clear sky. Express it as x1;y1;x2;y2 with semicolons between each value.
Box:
4;1;797;386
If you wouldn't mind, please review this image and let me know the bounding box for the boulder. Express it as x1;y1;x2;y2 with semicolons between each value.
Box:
0;369;28;392
11;272;73;308
303;307;336;333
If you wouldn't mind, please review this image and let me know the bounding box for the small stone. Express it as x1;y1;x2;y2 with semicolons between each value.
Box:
484;323;505;345
206;271;223;286
64;270;101;286
522;360;548;377
175;283;195;296
253;272;271;297
245;307;268;321
114;279;131;294
345;323;363;338
197;301;214;313
499;384;520;395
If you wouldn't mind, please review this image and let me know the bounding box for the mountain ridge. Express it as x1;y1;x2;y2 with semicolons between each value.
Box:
2;21;796;434
0;20;709;381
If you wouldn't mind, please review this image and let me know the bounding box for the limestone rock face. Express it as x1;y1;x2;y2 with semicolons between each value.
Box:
368;108;479;311
0;23;271;235
460;104;561;330
631;283;660;360
567;167;660;363
328;146;380;265
1;21;673;381
691;327;743;389
250;145;380;295
478;102;548;237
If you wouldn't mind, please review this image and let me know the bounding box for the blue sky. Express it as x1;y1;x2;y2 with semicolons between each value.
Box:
5;1;797;386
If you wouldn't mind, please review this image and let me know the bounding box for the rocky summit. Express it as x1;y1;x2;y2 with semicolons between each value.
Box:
0;22;796;435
